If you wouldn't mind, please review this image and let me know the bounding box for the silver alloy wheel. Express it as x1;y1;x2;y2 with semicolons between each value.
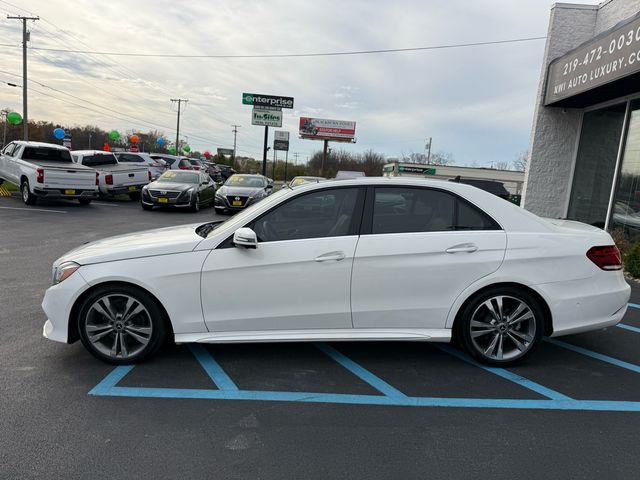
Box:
469;295;536;361
84;294;153;360
22;183;28;202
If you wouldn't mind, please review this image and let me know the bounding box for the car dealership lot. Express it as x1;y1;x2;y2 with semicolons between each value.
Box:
2;195;640;479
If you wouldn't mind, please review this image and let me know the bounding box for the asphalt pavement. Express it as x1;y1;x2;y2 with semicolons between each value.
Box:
2;193;640;479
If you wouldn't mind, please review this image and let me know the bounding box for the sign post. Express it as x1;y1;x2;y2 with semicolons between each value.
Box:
243;93;294;177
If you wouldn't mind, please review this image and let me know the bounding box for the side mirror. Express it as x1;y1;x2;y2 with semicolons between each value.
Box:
233;227;258;249
266;184;273;191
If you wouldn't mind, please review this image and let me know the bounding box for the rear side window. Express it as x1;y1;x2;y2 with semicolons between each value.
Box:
158;157;175;166
117;153;144;163
371;187;500;234
178;159;191;168
81;154;118;166
22;147;72;162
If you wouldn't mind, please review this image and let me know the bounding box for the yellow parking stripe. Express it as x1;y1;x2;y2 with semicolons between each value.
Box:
0;185;11;197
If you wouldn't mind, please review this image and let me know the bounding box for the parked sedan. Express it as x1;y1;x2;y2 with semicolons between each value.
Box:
115;152;167;180
288;176;325;188
42;178;630;365
214;174;272;213
140;169;215;212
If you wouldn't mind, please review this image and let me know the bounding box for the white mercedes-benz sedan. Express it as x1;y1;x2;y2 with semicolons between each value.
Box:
42;178;630;365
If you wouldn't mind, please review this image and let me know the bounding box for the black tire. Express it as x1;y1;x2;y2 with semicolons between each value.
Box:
98;192;106;200
128;191;141;201
78;198;92;205
190;194;200;213
141;202;153;211
0;178;4;186
214;207;225;215
456;286;544;366
21;180;37;205
77;284;167;364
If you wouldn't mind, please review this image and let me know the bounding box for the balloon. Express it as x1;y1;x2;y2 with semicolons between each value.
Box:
103;143;110;152
156;137;165;146
203;151;211;159
6;112;22;125
109;130;120;141
183;144;191;153
130;135;139;143
53;128;65;140
168;147;177;155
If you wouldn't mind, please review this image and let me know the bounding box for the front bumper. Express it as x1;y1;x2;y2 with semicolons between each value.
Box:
42;269;91;344
214;195;258;211
33;188;98;200
141;189;193;207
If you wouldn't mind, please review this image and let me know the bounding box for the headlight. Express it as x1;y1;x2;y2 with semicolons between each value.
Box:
53;261;80;285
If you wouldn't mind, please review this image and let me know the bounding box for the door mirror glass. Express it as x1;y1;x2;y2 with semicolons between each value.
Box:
265;184;273;191
233;227;258;249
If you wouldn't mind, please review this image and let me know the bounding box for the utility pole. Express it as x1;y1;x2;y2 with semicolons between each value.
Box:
321;139;329;177
170;98;188;155
284;150;289;183
231;124;240;168
425;137;432;164
293;152;299;165
272;148;276;179
8;15;39;141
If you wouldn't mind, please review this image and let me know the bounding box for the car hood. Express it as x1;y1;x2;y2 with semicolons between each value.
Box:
146;181;194;192
218;185;263;196
57;223;204;266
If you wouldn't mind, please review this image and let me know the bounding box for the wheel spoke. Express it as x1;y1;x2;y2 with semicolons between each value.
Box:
509;329;533;343
471;328;495;338
508;309;533;327
123;303;144;323
89;328;113;343
496;334;504;360
120;332;128;357
86;324;112;333
495;296;504;321
125;328;151;345
110;332;119;356
470;319;493;328
482;300;500;322
93;303;115;322
102;297;119;321
484;333;500;356
506;332;528;352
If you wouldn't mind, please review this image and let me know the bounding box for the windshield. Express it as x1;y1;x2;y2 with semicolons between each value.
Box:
225;175;265;188
81;153;118;166
22;147;73;163
206;188;289;238
157;171;199;184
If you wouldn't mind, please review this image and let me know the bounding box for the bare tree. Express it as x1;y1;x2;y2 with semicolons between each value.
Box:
494;161;510;170
512;150;528;172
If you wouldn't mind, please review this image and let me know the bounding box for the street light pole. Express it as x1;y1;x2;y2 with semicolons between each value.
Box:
7;15;39;141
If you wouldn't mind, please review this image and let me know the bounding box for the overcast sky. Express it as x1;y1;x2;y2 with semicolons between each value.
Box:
0;0;600;166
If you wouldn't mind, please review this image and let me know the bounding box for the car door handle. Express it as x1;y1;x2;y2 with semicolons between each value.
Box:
445;243;478;254
315;251;346;262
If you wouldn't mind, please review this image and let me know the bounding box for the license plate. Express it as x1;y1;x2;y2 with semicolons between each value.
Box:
232;200;243;206
128;186;136;191
64;189;76;195
158;198;168;203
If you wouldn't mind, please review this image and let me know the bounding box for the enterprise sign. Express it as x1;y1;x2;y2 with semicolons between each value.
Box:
242;92;294;109
545;13;640;105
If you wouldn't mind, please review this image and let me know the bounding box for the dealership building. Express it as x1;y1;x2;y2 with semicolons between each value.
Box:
523;0;640;235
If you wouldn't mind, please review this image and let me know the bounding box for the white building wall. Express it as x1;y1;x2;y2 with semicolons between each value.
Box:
524;0;640;218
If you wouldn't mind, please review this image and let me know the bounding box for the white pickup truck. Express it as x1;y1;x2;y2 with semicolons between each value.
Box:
71;150;150;200
0;141;98;205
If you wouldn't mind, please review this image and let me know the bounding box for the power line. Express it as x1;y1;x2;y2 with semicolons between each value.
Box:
0;36;546;59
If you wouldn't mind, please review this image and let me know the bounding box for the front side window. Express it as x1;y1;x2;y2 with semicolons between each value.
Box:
2;143;16;156
371;187;499;234
253;188;361;242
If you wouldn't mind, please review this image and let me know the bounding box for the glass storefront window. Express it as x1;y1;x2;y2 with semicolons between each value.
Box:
610;100;640;240
568;103;626;227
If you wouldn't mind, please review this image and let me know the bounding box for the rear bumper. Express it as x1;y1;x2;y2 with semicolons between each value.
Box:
100;184;146;195
534;273;631;337
33;188;98;199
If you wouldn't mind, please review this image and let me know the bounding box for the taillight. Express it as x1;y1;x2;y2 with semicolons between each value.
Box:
36;168;44;183
179;166;189;170
587;245;622;271
105;174;113;185
95;172;99;185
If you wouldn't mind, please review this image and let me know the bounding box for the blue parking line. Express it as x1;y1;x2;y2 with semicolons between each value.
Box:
628;303;640;309
89;385;640;411
617;323;640;334
314;343;406;398
546;338;640;374
188;344;239;391
437;345;572;401
88;365;134;395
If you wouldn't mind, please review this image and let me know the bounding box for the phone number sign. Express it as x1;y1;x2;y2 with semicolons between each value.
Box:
545;13;640;105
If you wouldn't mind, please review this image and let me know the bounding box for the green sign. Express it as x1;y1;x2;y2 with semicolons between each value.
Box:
398;165;436;175
242;93;254;105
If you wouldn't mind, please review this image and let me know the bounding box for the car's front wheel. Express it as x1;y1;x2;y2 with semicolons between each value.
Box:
457;287;543;365
77;285;167;364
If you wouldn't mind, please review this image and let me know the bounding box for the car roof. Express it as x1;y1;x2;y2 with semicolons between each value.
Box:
71;150;115;155
10;141;68;150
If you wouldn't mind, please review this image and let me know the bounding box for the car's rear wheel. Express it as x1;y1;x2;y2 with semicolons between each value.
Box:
21;181;37;205
457;287;543;365
78;198;92;205
77;285;167;364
